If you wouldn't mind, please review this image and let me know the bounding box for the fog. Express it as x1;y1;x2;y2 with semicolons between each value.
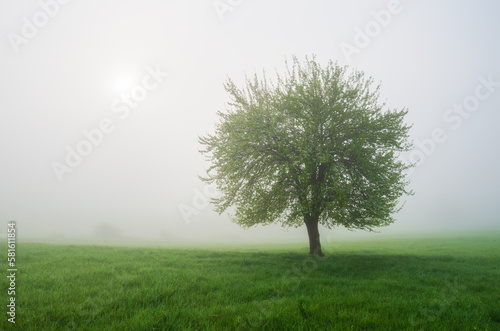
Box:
1;0;499;243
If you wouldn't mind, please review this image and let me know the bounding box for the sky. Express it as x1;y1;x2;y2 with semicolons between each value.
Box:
1;0;499;243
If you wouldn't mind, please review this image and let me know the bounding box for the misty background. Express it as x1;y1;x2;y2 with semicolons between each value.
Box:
1;0;499;243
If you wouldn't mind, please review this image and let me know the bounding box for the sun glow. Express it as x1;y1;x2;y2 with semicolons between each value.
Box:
113;76;136;95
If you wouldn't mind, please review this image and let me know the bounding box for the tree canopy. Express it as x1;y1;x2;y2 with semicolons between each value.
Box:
199;56;413;256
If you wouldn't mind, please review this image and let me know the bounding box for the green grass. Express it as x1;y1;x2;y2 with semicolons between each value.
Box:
2;234;500;330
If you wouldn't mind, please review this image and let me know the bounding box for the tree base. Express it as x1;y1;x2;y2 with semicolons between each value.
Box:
309;250;325;257
305;215;324;257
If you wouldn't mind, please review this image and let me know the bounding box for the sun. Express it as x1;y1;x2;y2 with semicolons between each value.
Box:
113;75;136;95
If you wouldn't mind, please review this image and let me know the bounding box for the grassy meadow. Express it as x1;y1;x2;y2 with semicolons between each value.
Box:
2;233;500;330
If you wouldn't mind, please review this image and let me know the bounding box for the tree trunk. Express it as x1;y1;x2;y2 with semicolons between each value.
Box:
304;215;324;257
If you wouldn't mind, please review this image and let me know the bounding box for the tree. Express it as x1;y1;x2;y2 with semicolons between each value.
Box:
199;56;413;256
